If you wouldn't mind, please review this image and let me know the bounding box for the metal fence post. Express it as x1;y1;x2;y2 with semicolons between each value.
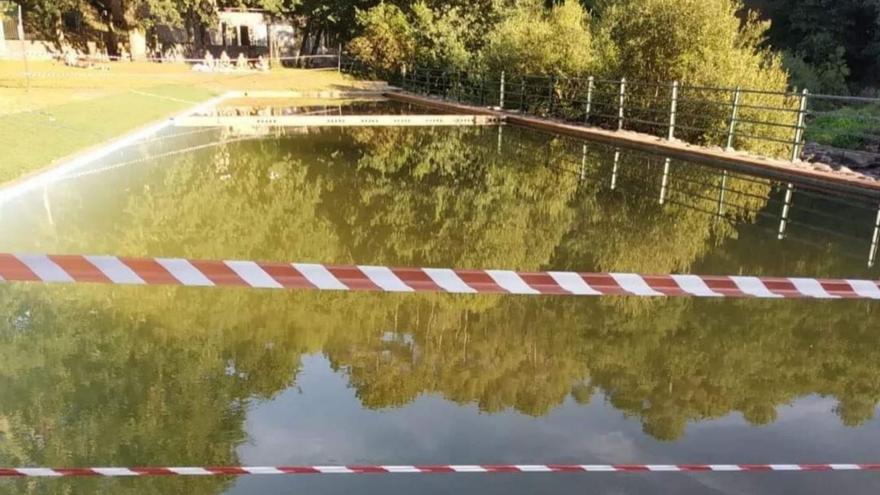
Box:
520;78;526;113
585;76;595;124
618;78;626;131
717;171;728;219
869;205;880;268
790;89;809;162
580;144;588;181
610;149;620;190
659;157;671;205
725;87;742;151
778;183;795;239
337;43;342;72
668;81;678;140
17;5;30;92
499;71;506;109
548;76;556;116
480;73;486;106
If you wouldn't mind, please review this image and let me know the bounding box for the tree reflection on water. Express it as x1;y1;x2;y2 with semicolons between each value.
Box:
0;125;877;493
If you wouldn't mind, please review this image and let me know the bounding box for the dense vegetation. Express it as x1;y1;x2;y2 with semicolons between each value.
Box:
8;0;879;95
744;0;880;95
349;0;787;85
349;0;805;157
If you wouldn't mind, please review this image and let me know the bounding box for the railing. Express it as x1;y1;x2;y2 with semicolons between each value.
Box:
392;66;880;164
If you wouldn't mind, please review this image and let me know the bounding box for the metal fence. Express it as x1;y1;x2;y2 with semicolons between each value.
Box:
393;67;880;167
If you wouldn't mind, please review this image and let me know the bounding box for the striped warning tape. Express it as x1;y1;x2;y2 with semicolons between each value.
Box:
1;463;879;477
0;253;880;299
0;253;878;300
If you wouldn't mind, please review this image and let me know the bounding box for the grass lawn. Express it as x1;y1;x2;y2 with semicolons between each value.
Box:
804;103;880;150
0;60;383;185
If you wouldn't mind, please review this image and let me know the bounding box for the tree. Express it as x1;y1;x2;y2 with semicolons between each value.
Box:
745;0;880;92
593;0;794;156
593;0;785;86
782;48;850;95
408;2;481;71
16;0;218;55
15;0;81;47
349;2;416;75
483;0;596;77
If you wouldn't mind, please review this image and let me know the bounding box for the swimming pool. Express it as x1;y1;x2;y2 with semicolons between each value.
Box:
0;98;878;494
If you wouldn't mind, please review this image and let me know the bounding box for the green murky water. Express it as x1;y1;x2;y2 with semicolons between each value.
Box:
0;99;878;494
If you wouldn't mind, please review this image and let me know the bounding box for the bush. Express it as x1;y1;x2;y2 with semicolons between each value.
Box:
594;0;795;157
482;0;596;77
783;49;850;95
409;2;482;72
349;3;416;77
350;1;489;76
805;104;880;150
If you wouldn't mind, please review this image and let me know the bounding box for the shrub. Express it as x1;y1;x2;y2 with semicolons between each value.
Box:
349;3;416;77
409;2;482;72
482;0;596;77
783;49;850;95
590;0;795;157
805;104;880;150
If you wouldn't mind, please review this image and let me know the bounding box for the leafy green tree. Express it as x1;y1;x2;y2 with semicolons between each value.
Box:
593;0;794;156
593;0;787;89
15;0;84;46
783;48;850;95
350;0;493;74
349;2;416;75
483;0;596;77
408;2;480;71
745;0;880;91
16;0;217;54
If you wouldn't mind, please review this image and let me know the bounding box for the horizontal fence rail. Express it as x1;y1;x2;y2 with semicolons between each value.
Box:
1;253;879;300
380;66;880;168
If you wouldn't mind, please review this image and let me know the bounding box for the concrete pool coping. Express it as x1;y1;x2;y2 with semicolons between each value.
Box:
386;91;880;200
0;92;235;205
0;89;395;204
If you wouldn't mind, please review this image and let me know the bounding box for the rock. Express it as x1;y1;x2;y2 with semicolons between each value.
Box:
802;142;880;169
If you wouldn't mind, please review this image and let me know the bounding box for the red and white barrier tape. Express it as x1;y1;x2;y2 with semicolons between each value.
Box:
2;463;879;478
1;254;878;300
